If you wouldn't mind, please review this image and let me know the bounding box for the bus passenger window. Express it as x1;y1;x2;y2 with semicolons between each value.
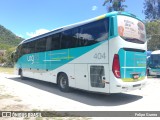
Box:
35;38;47;52
61;28;79;49
79;19;109;47
28;41;36;53
21;43;29;55
50;33;61;50
46;36;52;51
16;45;22;58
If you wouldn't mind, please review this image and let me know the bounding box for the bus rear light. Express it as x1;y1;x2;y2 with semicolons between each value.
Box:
112;54;121;78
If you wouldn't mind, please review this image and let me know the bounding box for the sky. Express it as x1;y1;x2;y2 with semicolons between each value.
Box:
0;0;145;39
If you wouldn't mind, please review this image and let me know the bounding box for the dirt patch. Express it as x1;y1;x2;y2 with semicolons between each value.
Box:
0;73;90;119
0;83;29;111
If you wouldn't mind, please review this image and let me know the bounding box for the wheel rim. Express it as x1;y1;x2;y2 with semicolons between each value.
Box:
60;76;67;89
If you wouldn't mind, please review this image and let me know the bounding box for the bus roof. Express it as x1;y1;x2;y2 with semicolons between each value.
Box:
151;50;160;55
20;11;143;45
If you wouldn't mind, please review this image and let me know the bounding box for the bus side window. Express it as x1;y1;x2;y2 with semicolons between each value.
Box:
35;38;47;52
28;41;36;53
21;43;29;55
79;19;109;47
61;28;79;49
51;33;61;50
15;45;22;60
46;36;52;51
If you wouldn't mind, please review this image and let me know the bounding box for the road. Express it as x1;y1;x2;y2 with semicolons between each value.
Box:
0;73;160;117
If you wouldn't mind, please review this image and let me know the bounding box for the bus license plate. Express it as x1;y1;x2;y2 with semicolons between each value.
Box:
133;74;139;79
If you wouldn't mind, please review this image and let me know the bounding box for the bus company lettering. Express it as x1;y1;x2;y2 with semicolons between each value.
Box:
27;55;34;64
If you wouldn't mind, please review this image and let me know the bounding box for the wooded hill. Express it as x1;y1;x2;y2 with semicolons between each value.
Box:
0;25;23;50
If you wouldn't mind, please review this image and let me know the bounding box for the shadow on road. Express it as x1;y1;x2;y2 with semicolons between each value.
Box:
8;76;143;106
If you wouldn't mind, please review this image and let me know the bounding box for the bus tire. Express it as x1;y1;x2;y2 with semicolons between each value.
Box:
147;69;150;76
58;73;70;92
19;69;24;80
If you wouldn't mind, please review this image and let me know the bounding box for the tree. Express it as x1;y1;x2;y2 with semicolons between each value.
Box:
146;20;160;50
144;1;160;50
0;47;16;67
144;0;160;20
103;0;127;12
0;56;6;64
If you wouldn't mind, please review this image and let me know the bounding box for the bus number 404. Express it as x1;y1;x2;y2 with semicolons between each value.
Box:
93;53;106;59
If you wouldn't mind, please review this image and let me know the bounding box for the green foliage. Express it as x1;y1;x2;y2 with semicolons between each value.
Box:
0;44;11;50
0;56;5;63
103;0;127;12
0;47;16;67
144;1;160;50
146;20;160;50
144;0;160;20
0;25;23;50
0;24;23;67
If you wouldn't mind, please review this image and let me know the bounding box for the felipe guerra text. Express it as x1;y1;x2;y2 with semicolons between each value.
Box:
135;113;157;117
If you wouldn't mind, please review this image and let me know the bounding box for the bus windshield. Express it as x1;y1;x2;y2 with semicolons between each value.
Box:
149;54;160;68
117;15;146;44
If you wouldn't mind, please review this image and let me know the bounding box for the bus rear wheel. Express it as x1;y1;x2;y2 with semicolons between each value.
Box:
58;73;70;92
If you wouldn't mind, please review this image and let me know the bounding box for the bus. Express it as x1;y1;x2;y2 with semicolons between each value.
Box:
12;11;147;93
147;50;160;77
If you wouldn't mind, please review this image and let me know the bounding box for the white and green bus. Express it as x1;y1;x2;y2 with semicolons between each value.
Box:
13;12;147;93
147;50;160;77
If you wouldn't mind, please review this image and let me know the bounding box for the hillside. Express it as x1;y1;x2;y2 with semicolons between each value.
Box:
0;25;23;50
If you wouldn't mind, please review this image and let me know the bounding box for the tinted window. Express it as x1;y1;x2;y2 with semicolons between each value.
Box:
18;41;36;57
51;33;61;50
150;55;160;68
79;19;108;47
46;36;52;51
21;43;29;55
16;45;22;56
35;38;47;52
28;41;36;53
15;45;22;59
61;28;79;49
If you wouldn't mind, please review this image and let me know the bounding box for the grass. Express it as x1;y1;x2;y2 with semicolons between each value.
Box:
0;67;14;74
0;94;14;99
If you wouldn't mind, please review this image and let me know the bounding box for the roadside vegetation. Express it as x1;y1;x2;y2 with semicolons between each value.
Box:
0;67;14;74
0;25;23;68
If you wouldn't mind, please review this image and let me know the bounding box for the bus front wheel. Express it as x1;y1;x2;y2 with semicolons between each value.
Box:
58;73;70;92
19;69;24;80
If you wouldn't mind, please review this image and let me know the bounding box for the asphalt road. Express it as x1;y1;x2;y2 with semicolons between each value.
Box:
0;73;160;117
